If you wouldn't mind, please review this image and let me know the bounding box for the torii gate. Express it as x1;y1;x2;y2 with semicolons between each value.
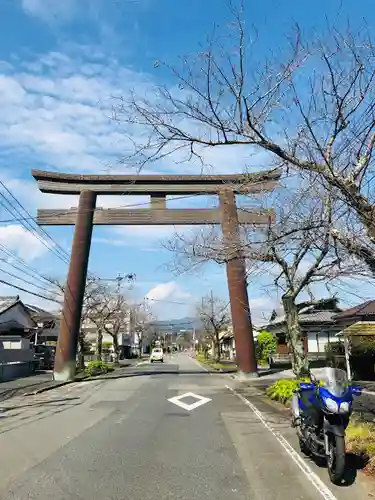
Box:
32;169;281;381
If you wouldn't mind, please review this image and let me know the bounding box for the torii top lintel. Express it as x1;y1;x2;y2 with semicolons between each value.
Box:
31;168;281;196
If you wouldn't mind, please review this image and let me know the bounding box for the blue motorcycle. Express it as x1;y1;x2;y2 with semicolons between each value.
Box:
291;367;361;484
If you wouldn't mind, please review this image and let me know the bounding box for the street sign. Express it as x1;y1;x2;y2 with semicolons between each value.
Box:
167;392;212;411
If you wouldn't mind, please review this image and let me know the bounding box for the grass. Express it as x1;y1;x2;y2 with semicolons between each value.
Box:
84;360;115;377
195;352;237;371
346;418;375;474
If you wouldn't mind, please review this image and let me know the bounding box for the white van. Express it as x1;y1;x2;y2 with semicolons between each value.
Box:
150;347;164;363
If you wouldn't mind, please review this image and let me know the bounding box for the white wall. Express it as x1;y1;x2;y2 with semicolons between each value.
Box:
307;330;331;353
0;335;34;363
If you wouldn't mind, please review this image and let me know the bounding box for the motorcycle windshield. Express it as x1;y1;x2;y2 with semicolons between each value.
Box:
318;367;349;397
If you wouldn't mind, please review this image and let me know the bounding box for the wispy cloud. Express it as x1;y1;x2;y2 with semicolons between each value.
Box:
21;0;78;23
0;224;49;261
0;44;270;177
146;281;190;301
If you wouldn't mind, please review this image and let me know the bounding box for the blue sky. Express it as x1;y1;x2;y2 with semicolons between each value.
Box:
0;0;375;322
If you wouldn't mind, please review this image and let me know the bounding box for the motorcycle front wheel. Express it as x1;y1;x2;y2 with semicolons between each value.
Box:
327;434;346;485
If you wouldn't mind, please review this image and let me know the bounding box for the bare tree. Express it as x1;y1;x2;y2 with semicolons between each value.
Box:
88;290;129;364
196;292;231;362
114;5;375;273
83;280;113;361
167;179;368;376
131;302;155;357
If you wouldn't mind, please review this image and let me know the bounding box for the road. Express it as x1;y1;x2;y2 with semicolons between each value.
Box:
0;353;373;499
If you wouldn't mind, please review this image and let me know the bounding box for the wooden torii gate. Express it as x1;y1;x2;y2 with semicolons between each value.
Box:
32;169;281;381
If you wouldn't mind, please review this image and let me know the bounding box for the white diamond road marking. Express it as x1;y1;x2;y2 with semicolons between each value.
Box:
167;392;212;411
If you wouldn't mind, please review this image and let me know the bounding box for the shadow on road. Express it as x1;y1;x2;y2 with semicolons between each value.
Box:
83;368;227;382
312;452;368;486
0;397;80;413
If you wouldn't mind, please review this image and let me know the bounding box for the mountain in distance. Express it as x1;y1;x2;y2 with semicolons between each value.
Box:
148;316;203;333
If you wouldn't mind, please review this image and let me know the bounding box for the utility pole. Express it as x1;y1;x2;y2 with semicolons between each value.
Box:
101;273;136;360
219;189;258;378
54;191;97;381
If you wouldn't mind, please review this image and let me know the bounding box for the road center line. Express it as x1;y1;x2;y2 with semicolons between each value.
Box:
226;385;338;500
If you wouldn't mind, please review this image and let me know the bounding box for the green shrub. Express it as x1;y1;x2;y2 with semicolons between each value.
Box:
352;336;375;356
266;377;325;406
266;379;301;405
85;360;114;377
255;330;277;363
325;341;345;356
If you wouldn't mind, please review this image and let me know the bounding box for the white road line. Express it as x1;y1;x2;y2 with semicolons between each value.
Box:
226;385;338;500
168;392;212;411
190;356;210;373
362;389;375;396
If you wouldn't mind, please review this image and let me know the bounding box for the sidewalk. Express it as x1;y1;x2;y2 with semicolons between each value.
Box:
0;371;53;402
0;360;137;402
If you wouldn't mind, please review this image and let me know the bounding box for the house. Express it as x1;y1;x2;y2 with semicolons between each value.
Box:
0;296;37;336
0;296;38;381
24;304;60;344
219;324;261;360
263;297;342;356
333;300;375;331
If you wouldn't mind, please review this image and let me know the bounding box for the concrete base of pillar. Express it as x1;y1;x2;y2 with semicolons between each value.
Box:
53;361;76;382
235;370;259;381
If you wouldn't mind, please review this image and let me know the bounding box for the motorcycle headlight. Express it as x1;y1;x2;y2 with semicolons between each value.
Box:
323;397;339;413
339;401;350;413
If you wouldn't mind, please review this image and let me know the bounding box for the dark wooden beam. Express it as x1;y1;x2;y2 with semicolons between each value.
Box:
31;169;281;195
36;208;275;226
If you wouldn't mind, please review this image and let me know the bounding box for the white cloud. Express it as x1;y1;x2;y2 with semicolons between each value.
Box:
0;45;274;260
0;49;153;175
145;281;190;302
249;296;280;325
0;225;50;261
1;45;271;177
21;0;79;23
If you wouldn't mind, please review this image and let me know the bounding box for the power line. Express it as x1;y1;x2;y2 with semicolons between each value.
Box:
0;243;61;288
0;278;61;303
0;189;70;265
0;266;62;296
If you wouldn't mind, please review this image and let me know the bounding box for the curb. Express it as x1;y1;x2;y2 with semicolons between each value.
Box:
20;363;135;397
22;378;88;396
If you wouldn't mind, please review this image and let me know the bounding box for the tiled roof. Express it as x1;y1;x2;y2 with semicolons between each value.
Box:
267;310;337;327
333;300;375;320
0;296;20;314
24;304;58;321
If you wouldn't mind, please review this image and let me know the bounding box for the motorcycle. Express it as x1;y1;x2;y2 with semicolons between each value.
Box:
291;367;362;485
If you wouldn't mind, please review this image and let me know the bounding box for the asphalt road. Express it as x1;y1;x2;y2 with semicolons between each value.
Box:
0;353;373;499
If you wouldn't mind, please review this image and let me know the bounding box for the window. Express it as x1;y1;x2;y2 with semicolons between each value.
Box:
278;333;287;345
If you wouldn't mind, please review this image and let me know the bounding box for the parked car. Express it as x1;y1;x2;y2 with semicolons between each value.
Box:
33;344;56;370
150;347;164;363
